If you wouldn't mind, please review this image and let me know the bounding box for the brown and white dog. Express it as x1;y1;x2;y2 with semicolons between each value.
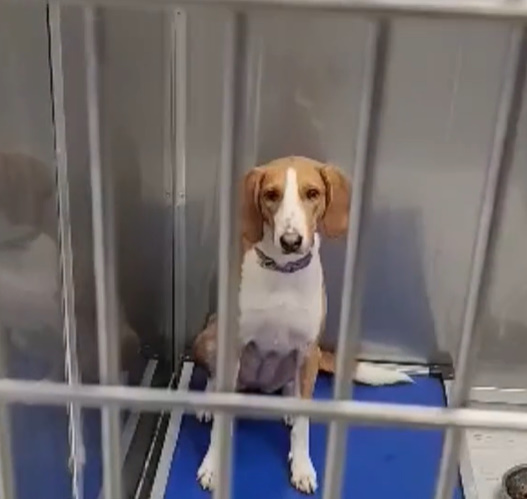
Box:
192;156;411;493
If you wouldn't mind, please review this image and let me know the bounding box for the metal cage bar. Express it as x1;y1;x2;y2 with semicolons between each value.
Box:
4;379;527;432
5;0;527;21
84;8;123;499
0;309;13;498
433;26;527;499
213;11;248;499
0;400;14;499
0;326;14;499
49;5;86;499
162;10;176;369
322;19;390;499
172;7;188;367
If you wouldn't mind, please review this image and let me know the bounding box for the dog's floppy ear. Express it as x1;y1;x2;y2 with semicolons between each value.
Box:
241;167;265;244
319;164;350;238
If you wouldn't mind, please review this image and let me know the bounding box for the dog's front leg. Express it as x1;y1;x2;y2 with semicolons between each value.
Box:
289;345;320;494
290;416;316;494
197;361;239;491
197;414;222;490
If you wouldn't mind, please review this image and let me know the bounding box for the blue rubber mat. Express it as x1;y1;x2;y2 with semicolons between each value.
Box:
165;367;464;499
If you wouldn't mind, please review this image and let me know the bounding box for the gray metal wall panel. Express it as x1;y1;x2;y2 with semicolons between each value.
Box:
99;8;172;358
181;13;517;366
184;9;228;342
16;4;524;391
472;73;527;395
0;4;62;377
55;8;527;389
58;7;172;379
362;19;510;362
0;5;72;497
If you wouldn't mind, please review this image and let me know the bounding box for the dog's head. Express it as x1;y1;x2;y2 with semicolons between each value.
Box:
242;156;350;255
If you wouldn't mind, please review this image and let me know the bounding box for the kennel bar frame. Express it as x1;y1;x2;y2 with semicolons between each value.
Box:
322;19;390;499
5;0;527;20
0;1;526;499
84;7;125;499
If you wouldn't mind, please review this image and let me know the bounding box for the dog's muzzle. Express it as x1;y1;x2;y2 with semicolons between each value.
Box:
279;231;303;254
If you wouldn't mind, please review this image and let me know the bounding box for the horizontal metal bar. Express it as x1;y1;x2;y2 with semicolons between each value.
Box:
1;378;527;432
470;386;527;405
2;0;527;21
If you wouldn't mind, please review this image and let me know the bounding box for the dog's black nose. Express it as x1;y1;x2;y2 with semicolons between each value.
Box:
279;233;302;253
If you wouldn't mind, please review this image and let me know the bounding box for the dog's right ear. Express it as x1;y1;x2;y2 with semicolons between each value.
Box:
241;167;264;245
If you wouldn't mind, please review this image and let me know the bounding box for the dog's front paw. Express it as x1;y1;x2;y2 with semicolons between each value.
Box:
197;452;216;491
289;452;317;494
196;410;213;423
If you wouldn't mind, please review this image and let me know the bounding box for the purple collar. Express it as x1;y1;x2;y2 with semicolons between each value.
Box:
254;246;312;274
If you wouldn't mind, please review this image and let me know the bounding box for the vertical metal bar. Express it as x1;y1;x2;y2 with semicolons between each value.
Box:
173;8;188;367
0;401;14;499
49;5;85;499
162;12;175;370
84;8;123;499
0;329;14;499
433;27;527;499
322;20;390;499
213;11;248;499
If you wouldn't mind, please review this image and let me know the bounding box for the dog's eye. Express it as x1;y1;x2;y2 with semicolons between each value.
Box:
306;188;320;201
263;189;280;202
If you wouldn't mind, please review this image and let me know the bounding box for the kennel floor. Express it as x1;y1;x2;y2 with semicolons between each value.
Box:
8;350;154;499
157;362;465;499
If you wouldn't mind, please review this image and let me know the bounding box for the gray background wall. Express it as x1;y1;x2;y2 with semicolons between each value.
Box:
0;6;526;404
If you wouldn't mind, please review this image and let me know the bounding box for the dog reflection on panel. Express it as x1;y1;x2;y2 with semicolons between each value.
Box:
191;156;412;494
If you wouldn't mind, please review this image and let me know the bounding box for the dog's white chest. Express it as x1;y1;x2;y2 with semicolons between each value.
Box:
238;248;324;356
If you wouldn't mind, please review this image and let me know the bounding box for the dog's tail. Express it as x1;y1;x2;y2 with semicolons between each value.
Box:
319;349;413;386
